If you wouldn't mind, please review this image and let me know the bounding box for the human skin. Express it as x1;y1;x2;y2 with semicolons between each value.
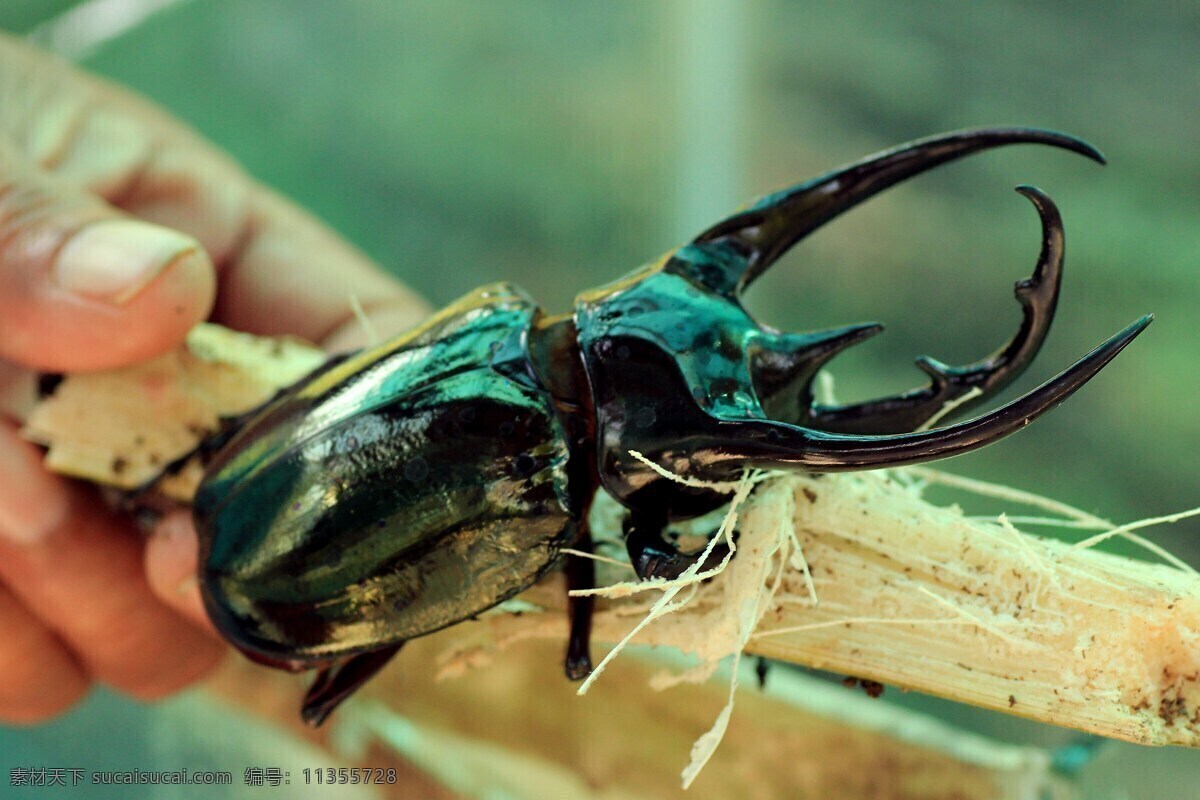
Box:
0;32;430;722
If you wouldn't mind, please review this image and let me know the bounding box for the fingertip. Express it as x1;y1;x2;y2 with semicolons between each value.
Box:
117;241;217;352
56;234;217;368
127;237;217;318
53;219;202;304
0;587;91;725
120;636;224;702
0;221;216;372
0;680;90;726
145;511;218;635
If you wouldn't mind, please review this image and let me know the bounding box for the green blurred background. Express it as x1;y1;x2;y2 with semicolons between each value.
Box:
1;0;1197;797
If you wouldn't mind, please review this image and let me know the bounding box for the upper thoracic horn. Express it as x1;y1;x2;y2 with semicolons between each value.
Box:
751;322;883;422
691;127;1105;294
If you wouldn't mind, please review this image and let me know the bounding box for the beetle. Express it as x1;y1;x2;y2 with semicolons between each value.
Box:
192;128;1151;725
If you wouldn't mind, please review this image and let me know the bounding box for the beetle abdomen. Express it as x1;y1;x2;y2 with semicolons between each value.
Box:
195;285;574;662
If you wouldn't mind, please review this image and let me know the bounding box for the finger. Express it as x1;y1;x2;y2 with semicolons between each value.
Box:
145;511;218;634
321;298;436;351
46;114;251;265
0;426;223;699
0;409;69;543
0;492;225;700
0;142;215;372
0;359;40;423
2;30;248;262
0;33;427;346
0;584;90;724
213;189;431;345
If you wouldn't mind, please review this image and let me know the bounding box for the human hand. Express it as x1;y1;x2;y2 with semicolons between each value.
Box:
0;32;430;722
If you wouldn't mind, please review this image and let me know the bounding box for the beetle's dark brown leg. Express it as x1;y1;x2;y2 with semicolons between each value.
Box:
624;507;672;580
564;519;595;680
624;508;730;582
755;657;771;689
300;642;405;727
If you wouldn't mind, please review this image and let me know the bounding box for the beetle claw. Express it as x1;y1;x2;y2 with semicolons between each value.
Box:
805;184;1067;433
624;509;732;582
300;643;405;727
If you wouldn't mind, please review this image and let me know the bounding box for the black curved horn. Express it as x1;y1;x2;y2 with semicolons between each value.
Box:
691;315;1149;473
692;127;1103;293
802;184;1067;433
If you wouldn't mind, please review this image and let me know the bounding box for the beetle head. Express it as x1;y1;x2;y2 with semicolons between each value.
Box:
574;128;1149;510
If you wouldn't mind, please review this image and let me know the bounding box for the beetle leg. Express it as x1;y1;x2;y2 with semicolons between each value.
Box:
564;520;595;680
300;642;405;727
755;657;771;690
624;508;730;582
683;127;1103;294
625;507;671;580
687;315;1149;473
800;186;1066;434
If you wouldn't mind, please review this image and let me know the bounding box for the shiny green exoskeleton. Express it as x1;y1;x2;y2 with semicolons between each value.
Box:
194;285;590;722
194;128;1151;725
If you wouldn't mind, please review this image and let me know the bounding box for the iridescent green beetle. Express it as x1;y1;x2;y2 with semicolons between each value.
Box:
193;128;1150;724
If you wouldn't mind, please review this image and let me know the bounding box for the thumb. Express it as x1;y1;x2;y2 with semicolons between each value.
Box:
0;143;215;372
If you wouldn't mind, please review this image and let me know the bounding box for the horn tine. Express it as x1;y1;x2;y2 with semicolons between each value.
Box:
754;323;884;422
808;184;1066;434
985;184;1064;380
800;322;886;365
692;127;1103;292
695;315;1149;473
